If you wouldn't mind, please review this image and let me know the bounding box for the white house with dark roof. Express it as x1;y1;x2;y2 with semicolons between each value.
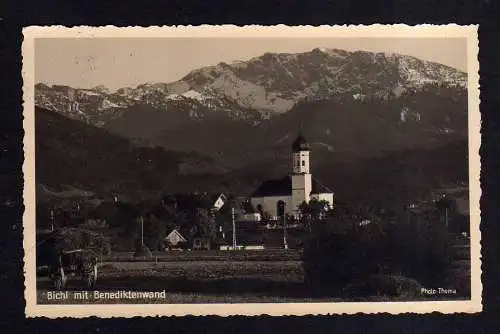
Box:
211;193;228;212
250;133;334;219
165;229;187;247
236;200;262;222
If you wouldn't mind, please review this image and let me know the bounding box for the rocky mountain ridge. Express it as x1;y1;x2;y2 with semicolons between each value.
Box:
35;48;467;127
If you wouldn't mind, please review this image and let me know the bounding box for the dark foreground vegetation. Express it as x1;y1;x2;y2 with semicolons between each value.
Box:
37;217;469;303
37;250;469;304
303;203;470;300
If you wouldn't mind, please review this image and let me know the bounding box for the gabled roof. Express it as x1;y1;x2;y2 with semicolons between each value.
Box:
251;176;333;198
211;193;227;212
251;176;292;197
165;229;187;242
241;200;258;214
311;178;334;194
210;193;227;203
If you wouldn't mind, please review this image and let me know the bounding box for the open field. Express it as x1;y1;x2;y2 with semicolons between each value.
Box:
103;250;302;262
37;256;471;304
37;260;315;304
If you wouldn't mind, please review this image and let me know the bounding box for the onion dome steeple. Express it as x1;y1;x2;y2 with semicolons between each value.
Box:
292;132;311;152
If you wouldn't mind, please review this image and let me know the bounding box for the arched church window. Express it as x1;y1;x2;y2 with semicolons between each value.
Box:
277;200;285;217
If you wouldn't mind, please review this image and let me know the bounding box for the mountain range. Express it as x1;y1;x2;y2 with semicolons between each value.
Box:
34;48;469;207
36;48;467;125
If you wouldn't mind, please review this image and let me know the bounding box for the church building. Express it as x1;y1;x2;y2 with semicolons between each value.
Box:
250;133;334;220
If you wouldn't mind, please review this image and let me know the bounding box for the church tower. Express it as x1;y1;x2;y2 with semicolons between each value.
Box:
290;133;312;216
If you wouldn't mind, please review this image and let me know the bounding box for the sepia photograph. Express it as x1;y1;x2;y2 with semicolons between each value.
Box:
22;25;481;317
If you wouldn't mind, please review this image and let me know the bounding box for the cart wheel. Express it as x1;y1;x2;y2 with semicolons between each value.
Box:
53;276;66;290
86;275;96;289
86;265;98;289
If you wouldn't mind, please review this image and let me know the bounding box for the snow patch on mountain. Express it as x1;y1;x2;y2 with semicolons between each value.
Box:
35;47;468;126
210;71;295;113
80;90;100;96
100;99;120;109
182;90;204;101
166;93;183;101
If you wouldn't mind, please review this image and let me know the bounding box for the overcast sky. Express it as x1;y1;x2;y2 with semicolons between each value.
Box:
35;37;467;92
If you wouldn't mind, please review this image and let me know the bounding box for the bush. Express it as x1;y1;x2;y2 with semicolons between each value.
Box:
343;275;423;300
134;244;153;258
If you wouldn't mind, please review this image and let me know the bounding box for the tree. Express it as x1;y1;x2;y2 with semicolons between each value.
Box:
181;205;217;243
299;199;331;230
303;204;457;297
36;202;53;230
143;213;168;251
303;211;378;294
198;208;217;241
435;195;457;228
255;204;272;222
261;211;273;222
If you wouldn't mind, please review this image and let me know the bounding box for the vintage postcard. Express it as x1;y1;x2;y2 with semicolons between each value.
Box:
22;25;481;317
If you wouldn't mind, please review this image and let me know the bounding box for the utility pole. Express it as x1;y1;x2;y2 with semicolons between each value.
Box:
50;208;55;232
407;203;415;224
220;225;225;240
232;207;236;249
283;215;288;250
140;215;144;246
75;201;80;215
437;195;450;228
445;207;449;228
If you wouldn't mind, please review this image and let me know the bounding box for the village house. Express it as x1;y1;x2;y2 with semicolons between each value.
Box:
192;236;212;250
164;229;187;248
235;200;262;222
250;133;334;220
211;193;228;212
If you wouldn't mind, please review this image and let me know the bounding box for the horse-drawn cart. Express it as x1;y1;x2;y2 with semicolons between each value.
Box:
37;248;99;290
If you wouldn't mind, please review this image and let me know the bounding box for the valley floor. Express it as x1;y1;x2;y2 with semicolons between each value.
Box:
36;259;470;304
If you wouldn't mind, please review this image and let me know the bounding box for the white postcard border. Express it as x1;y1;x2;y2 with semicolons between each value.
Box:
22;24;482;318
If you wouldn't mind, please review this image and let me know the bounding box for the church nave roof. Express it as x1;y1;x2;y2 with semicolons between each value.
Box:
251;176;333;198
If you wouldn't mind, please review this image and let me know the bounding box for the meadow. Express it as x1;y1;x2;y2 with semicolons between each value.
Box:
37;259;315;304
36;246;470;304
